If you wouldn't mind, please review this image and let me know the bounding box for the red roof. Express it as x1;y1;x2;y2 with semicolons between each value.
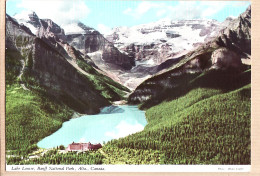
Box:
66;142;102;151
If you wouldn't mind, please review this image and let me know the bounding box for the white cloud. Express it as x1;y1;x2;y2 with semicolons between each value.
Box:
123;8;133;15
17;0;90;25
123;1;250;20
105;120;144;139
226;1;250;7
156;9;166;17
166;2;202;20
123;1;160;19
123;1;202;20
97;24;112;35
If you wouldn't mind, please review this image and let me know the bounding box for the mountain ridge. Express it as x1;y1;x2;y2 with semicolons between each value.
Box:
11;10;235;90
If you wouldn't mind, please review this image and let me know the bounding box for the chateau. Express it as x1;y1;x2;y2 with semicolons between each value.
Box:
66;142;102;151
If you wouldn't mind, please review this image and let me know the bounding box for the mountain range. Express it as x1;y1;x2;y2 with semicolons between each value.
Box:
129;6;251;104
11;10;237;90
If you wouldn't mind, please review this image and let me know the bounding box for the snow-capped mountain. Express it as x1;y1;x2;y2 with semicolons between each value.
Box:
105;18;229;66
101;18;232;89
13;10;66;40
13;11;93;36
11;11;135;70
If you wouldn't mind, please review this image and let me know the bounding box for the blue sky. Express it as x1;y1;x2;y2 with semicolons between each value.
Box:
6;0;250;33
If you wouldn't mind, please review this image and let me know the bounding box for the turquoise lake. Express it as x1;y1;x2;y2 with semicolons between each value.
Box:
37;105;147;148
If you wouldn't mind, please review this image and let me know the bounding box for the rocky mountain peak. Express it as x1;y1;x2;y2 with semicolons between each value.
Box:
77;22;95;32
28;11;39;20
216;5;251;56
13;10;41;34
63;21;135;71
37;19;65;39
14;10;38;20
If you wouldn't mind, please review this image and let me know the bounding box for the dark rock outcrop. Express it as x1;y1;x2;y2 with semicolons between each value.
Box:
31;38;110;114
211;48;242;69
26;11;41;27
37;19;66;40
216;6;251;56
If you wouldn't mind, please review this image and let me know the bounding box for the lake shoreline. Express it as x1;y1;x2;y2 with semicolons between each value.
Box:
37;105;147;149
112;100;127;105
71;100;128;119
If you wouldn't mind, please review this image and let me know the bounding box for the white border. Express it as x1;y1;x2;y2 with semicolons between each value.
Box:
6;165;251;172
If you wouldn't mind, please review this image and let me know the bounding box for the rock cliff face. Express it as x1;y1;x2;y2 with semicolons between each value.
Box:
37;19;66;40
64;22;135;70
128;6;251;104
216;6;251;56
34;17;96;67
14;11;64;40
6;13;129;114
31;38;110;114
6;14;35;49
13;11;81;61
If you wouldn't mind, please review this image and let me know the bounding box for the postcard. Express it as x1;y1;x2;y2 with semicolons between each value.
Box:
1;0;258;175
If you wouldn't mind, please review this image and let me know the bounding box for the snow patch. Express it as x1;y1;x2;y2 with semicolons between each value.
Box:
61;23;86;35
106;19;222;52
13;10;33;22
13;10;39;35
136;59;155;66
87;50;103;56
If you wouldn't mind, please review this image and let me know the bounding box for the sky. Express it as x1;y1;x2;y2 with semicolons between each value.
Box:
6;0;250;34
